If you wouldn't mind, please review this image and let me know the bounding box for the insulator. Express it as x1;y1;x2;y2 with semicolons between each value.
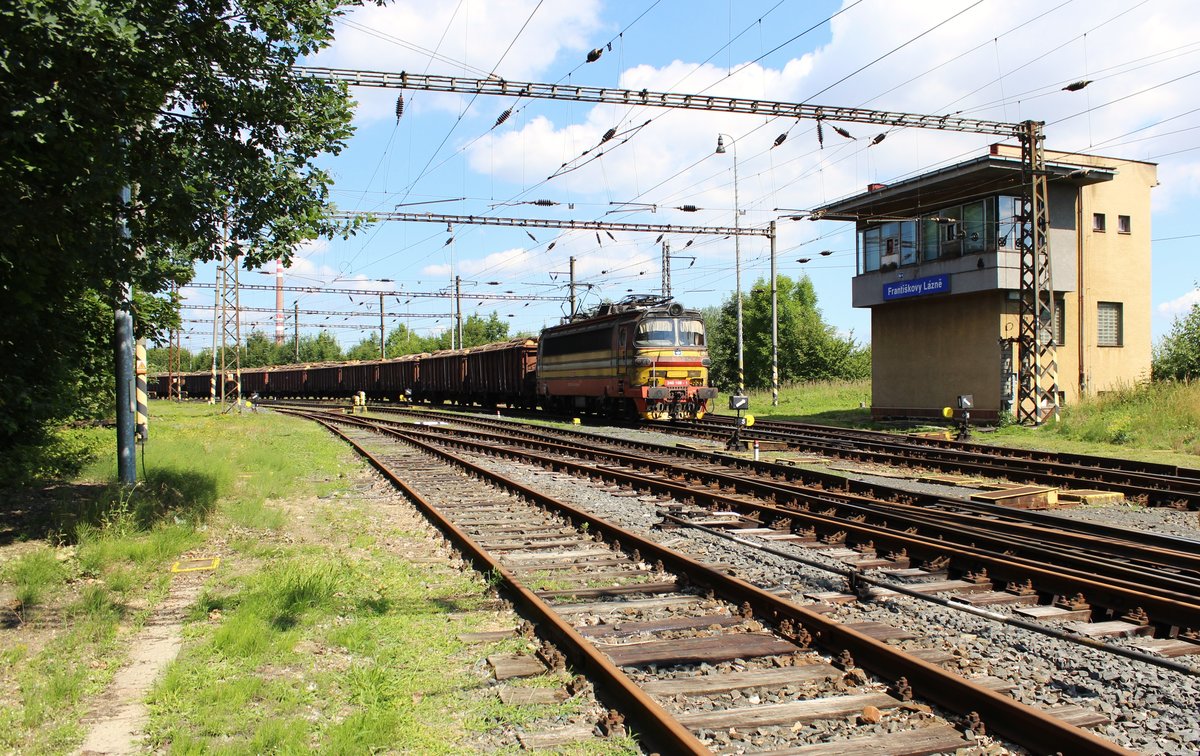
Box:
684;240;693;248
531;199;558;206
871;133;887;145
832;125;853;139
395;94;404;122
586;48;603;63
677;205;699;212
444;237;454;246
655;234;663;243
494;108;512;127
1062;80;1092;92
526;231;538;242
596;232;602;245
547;241;556;251
602;127;616;142
773;133;787;148
820;250;833;256
606;231;615;241
816;120;825;149
798;258;811;263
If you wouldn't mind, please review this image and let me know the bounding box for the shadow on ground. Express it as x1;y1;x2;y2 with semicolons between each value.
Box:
0;469;219;546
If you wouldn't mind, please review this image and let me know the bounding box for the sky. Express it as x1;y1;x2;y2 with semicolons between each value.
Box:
181;0;1200;354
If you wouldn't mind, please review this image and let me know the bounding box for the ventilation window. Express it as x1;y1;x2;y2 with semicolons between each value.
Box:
1097;302;1123;347
1092;213;1106;232
1118;215;1131;234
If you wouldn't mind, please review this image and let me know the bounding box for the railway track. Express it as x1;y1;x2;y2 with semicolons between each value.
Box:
292;402;1200;636
286;406;1135;754
670;415;1200;510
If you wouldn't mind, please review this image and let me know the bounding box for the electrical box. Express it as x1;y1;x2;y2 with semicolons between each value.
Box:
729;395;749;411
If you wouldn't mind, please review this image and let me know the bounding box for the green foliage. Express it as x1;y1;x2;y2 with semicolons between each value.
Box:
347;311;511;359
0;0;375;446
1042;381;1200;455
703;275;870;391
1153;292;1200;381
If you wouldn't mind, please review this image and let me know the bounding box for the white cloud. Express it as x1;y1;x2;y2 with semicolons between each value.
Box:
460;0;1200;225
313;0;605;123
1157;288;1200;317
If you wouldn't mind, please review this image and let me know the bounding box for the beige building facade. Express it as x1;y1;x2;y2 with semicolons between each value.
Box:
815;144;1156;420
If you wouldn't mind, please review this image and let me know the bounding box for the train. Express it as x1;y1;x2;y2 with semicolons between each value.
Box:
157;296;719;420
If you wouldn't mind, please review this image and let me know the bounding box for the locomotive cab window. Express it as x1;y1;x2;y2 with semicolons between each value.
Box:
636;319;676;346
679;319;706;346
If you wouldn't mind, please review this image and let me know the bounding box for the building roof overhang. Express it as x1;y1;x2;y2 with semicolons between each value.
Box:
810;154;1116;224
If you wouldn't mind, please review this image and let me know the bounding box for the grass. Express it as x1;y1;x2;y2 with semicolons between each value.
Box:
707;379;874;426
0;402;354;754
4;547;68;614
987;380;1200;465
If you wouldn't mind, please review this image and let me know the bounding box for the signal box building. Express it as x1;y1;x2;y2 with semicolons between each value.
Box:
813;144;1156;420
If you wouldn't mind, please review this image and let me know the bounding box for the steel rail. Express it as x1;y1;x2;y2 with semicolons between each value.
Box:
678;514;1199;677
300;412;708;754
352;406;1200;579
296;409;1131;755
681;416;1200;508
355;402;1200;552
371;416;1200;630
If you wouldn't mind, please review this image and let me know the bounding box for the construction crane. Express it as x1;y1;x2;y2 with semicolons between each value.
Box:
299;66;1057;425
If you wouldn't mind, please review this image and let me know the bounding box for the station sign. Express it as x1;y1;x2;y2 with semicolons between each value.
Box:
883;274;950;301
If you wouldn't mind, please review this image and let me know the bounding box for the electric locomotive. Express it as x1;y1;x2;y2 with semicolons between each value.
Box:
537;295;717;420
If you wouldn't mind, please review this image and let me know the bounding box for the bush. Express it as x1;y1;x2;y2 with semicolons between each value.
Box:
1153;293;1200;381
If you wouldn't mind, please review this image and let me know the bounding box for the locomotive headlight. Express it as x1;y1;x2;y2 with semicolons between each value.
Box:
634;357;654;367
701;358;711;367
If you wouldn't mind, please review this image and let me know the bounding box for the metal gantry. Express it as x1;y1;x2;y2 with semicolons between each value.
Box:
302;67;1057;423
184;281;566;302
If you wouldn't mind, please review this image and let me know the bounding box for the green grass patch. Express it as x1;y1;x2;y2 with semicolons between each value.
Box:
707;379;873;426
981;381;1200;464
0;402;358;753
4;546;69;612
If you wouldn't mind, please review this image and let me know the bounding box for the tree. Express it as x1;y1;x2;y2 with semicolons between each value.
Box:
1153;293;1200;381
299;332;343;363
424;313;510;351
705;275;870;391
0;0;374;446
345;335;383;362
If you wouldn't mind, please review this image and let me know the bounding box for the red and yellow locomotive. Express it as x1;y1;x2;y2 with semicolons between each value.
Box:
538;296;716;420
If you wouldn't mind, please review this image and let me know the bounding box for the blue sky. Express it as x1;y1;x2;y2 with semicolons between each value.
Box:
181;0;1200;354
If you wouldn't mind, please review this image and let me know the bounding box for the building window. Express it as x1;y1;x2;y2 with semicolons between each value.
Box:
1052;296;1066;346
997;196;1020;250
1097;301;1123;347
1093;212;1106;232
1118;214;1131;234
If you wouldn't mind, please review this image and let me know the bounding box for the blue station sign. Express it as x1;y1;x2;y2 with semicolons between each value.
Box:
883;274;950;301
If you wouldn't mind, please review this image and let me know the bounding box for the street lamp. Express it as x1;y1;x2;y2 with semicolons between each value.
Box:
716;133;745;395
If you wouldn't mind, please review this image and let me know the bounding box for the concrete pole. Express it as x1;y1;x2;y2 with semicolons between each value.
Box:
210;257;219;403
379;292;385;360
662;240;671;298
770;220;779;406
274;259;284;344
455;275;463;348
569;257;577;319
115;185;136;485
293;300;299;361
